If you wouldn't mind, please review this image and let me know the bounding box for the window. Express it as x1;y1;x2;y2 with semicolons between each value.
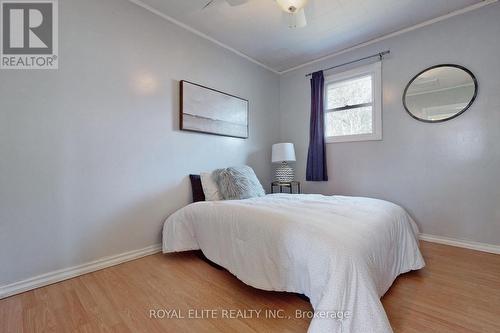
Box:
324;62;382;143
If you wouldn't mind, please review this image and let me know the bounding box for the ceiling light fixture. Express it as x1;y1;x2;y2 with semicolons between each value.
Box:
276;0;308;28
276;0;308;13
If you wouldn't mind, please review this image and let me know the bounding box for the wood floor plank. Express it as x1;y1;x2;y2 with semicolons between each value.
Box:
1;241;499;332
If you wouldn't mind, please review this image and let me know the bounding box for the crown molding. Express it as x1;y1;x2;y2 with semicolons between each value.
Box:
128;0;498;75
128;0;279;74
279;0;498;74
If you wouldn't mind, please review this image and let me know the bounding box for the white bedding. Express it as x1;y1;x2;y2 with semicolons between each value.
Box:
162;194;425;333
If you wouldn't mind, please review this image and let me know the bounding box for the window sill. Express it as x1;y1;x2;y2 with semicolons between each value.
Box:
325;133;382;144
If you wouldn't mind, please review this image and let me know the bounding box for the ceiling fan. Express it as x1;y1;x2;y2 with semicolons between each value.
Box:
276;0;309;28
202;0;250;10
202;0;310;28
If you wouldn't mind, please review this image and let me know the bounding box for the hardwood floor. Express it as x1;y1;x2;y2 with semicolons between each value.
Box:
1;241;499;333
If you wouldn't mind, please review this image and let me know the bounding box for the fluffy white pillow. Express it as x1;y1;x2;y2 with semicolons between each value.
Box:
213;166;265;200
200;172;222;201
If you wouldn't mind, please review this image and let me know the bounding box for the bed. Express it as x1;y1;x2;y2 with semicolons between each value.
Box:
162;193;425;333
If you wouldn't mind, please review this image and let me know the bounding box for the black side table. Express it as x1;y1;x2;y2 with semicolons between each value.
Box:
271;181;301;194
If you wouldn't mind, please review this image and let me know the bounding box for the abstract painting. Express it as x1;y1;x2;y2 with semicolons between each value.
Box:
180;80;248;138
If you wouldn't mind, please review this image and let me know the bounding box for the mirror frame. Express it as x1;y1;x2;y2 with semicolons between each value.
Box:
402;64;478;123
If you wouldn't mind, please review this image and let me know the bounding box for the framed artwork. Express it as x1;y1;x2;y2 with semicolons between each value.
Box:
180;80;249;139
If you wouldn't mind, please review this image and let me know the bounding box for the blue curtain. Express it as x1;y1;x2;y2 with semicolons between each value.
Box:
306;71;328;181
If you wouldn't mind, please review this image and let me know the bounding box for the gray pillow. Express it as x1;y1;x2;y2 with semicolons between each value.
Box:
213;166;265;200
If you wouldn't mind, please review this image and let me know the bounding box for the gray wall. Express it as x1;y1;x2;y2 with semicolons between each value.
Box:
0;0;280;285
280;4;500;245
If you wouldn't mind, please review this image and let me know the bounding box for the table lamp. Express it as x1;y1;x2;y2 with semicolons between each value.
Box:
272;143;296;182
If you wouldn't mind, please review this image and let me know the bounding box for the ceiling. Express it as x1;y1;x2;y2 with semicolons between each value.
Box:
407;66;475;95
135;0;485;73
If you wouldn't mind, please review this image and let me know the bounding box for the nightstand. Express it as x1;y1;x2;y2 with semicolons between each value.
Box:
271;181;301;194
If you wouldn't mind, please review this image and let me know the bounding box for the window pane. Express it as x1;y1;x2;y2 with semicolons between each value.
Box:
325;106;373;137
326;75;372;109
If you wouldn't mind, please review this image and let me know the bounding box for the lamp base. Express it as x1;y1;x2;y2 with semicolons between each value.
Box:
275;161;294;182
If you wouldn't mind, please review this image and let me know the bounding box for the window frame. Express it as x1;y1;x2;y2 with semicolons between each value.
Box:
324;61;382;143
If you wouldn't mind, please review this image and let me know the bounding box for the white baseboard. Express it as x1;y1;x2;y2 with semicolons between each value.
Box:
419;233;500;255
2;235;498;300
0;243;162;300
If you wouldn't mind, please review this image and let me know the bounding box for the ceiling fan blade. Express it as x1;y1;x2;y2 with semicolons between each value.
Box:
202;0;216;9
225;0;250;6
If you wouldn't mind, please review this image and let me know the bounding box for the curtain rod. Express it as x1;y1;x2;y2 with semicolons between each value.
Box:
305;50;390;77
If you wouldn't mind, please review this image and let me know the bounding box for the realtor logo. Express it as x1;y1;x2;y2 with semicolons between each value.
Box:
1;0;58;69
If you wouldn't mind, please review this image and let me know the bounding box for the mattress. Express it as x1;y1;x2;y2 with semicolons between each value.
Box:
162;194;425;332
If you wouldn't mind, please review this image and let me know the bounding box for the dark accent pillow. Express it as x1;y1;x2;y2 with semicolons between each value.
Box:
189;174;205;202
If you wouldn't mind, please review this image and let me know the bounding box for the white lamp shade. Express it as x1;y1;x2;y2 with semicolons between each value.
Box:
272;143;296;163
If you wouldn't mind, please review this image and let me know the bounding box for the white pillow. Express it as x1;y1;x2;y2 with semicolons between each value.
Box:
200;172;222;201
213;166;265;200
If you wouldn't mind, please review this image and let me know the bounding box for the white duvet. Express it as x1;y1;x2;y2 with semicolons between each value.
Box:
162;194;425;333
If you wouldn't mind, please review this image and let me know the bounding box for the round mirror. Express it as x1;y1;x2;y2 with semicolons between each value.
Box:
403;64;478;123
